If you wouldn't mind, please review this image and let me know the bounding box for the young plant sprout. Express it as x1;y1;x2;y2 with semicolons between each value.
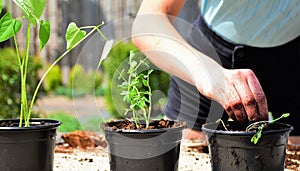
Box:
117;50;153;128
246;112;290;144
0;0;108;127
216;112;290;144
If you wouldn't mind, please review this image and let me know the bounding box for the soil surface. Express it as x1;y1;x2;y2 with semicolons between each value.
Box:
54;130;300;171
102;119;186;130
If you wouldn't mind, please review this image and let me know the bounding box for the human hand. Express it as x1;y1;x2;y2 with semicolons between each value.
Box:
199;68;269;123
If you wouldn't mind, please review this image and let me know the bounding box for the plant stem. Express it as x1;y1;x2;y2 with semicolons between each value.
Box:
5;0;25;127
216;119;228;131
23;23;31;126
26;24;106;125
145;71;152;128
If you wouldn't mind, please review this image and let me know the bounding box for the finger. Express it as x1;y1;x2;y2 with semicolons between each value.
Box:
231;102;247;123
247;72;268;121
233;80;258;122
225;108;237;121
225;86;247;123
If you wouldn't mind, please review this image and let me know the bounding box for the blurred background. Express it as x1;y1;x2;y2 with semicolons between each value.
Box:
0;0;201;133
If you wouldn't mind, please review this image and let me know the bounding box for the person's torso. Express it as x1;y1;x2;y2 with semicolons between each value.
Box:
201;0;300;47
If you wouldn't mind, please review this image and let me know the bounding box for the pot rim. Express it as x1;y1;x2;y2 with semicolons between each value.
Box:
201;122;293;136
0;118;61;131
101;119;187;134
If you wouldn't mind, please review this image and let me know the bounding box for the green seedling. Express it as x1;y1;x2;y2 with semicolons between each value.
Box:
246;112;289;144
0;0;108;127
216;118;228;131
216;112;290;144
117;50;153;128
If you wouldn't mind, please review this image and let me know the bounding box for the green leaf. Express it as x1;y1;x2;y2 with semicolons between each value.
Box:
39;20;50;50
251;130;262;144
0;0;2;14
250;123;265;144
65;22;86;50
123;95;130;103
0;13;22;42
142;79;148;86
28;0;46;19
13;0;46;26
282;113;290;118
120;91;129;96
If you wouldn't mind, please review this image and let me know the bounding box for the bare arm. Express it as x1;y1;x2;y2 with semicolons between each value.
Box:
132;0;268;123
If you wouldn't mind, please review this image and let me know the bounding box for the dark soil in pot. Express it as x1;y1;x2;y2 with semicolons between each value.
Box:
201;121;293;171
101;119;187;171
0;118;61;171
104;118;185;130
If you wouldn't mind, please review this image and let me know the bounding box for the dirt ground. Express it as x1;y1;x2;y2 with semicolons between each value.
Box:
54;131;300;171
35;96;299;170
54;132;210;171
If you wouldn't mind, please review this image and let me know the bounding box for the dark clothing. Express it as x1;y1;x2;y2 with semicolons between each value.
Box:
164;15;300;135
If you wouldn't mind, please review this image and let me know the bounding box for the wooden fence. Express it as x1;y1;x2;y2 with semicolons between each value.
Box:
3;0;201;84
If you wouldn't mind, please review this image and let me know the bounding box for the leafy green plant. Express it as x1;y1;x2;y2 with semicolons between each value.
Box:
0;0;107;127
103;41;138;118
246;112;290;144
117;50;153;128
103;41;170;119
216;112;290;144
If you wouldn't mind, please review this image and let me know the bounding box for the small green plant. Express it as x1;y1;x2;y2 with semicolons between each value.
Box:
216;112;290;144
0;0;107;127
117;50;153;128
103;41;138;118
246;112;290;144
103;41;170;119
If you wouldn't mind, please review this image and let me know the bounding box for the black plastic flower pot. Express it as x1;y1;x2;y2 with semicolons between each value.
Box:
101;120;186;171
0;118;61;171
201;122;293;171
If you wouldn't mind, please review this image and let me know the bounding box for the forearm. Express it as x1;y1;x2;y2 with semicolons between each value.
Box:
132;5;223;96
132;0;269;123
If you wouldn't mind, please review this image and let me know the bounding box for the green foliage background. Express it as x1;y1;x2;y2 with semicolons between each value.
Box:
44;64;62;92
0;48;43;119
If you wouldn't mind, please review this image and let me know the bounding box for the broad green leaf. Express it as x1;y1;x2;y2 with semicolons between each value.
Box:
39;20;50;50
65;22;86;50
0;13;22;42
28;0;46;19
13;0;46;26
